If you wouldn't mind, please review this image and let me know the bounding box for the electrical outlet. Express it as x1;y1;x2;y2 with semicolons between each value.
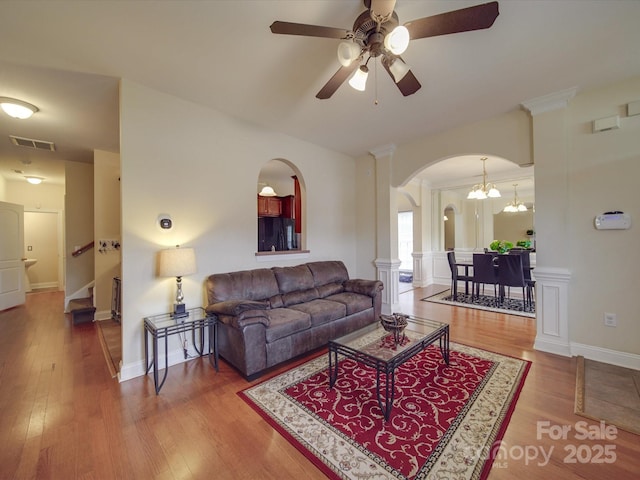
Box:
604;312;617;327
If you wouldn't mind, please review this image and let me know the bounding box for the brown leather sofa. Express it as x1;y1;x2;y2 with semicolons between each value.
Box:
205;260;383;380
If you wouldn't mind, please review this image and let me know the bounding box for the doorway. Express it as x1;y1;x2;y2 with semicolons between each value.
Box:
24;210;63;291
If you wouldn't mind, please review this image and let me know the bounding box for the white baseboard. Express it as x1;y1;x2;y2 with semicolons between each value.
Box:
570;342;640;370
534;337;572;357
94;309;113;321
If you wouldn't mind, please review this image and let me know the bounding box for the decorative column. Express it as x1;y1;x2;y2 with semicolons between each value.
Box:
521;87;576;356
371;144;401;315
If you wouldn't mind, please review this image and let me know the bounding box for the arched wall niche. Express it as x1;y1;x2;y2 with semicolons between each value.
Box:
257;158;306;252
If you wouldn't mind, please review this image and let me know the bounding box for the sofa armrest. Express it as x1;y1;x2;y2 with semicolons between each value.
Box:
206;300;270;329
343;279;384;297
205;299;268;316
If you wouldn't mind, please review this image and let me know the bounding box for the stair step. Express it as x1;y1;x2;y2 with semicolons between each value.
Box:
69;297;96;325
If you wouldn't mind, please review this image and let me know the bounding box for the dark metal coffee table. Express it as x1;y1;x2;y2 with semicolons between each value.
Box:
328;315;449;421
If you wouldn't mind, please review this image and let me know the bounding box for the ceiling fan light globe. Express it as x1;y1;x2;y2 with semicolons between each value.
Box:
517;204;528;212
388;58;410;82
384;25;409;55
348;65;369;91
337;41;361;67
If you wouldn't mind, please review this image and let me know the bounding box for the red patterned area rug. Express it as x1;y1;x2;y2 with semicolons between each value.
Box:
239;339;530;480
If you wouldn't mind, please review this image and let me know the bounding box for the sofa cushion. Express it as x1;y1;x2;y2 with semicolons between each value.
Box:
282;287;319;307
317;282;344;298
265;308;311;343
326;292;373;315
206;299;268;316
269;294;284;309
289;299;347;327
207;268;279;303
272;264;315;293
307;261;349;287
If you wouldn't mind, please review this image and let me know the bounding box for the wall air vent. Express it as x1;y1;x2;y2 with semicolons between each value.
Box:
9;135;56;151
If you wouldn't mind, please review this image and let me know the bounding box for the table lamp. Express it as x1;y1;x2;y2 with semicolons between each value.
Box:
158;245;196;318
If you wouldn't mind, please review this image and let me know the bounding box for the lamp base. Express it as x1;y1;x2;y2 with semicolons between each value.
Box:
171;302;189;320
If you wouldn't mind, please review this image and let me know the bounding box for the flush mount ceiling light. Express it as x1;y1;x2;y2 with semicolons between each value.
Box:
259;185;277;197
503;184;527;212
0;97;39;119
25;176;44;185
467;157;501;200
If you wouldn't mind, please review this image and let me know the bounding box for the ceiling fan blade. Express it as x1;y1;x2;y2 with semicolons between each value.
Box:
369;0;397;20
270;21;349;39
382;61;421;97
316;62;360;99
405;1;499;40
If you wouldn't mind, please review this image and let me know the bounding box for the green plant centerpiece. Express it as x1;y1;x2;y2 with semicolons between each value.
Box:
489;240;514;253
516;239;532;249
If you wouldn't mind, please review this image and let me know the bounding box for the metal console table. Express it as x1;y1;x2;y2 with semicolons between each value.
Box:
144;307;218;394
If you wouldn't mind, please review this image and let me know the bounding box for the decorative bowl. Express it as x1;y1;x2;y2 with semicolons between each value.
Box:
380;313;409;345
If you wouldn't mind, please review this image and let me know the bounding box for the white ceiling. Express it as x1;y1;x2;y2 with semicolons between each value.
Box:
1;1;639;188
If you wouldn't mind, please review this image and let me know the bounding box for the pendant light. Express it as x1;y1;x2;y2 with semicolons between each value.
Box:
467;157;501;200
503;184;527;212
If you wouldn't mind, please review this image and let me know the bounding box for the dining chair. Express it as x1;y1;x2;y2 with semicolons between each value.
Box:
447;251;473;300
509;250;535;308
496;254;528;309
472;253;499;302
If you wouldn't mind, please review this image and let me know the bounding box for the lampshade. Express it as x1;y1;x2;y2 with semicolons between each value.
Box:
384;25;410;55
159;246;196;278
337;41;361;67
348;65;369;91
388;58;410;83
0;97;38;119
259;185;277;197
25;176;44;185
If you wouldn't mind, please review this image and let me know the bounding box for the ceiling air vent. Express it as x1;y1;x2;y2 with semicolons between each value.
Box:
9;135;56;151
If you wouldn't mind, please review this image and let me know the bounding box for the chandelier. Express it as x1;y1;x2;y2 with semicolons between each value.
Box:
467;157;501;200
503;184;528;212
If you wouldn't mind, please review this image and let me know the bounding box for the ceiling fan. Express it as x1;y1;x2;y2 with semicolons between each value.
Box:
270;0;499;99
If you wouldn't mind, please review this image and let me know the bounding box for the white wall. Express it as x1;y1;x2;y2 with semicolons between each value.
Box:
118;79;358;380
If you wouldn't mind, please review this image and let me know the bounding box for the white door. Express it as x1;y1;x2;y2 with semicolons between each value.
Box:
0;201;25;310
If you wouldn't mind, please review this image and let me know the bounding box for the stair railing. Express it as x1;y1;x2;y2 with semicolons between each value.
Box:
72;241;94;257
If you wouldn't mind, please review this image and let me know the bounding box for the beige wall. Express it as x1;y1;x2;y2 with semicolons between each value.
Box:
65;162;94;299
561;77;640;355
94;150;121;319
118;79;358;380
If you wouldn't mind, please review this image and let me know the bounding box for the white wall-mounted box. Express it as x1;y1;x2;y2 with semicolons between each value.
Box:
593;115;620;133
628;100;640;117
594;213;631;230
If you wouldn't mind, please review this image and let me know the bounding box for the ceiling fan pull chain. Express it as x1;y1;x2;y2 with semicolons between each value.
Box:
374;58;379;105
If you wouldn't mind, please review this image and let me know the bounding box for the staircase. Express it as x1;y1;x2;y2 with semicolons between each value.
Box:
69;287;96;325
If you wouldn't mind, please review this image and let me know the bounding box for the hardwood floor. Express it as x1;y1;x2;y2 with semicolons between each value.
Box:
1;288;638;479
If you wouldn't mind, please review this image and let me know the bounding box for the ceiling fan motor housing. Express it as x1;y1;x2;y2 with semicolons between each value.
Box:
352;10;399;57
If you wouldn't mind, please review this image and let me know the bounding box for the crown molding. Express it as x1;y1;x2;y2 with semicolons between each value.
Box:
521;86;578;116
